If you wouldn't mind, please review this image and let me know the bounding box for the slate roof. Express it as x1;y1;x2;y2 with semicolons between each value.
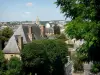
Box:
3;24;41;54
3;35;20;54
22;24;41;41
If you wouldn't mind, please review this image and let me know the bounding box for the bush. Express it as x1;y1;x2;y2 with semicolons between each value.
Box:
90;62;100;74
21;39;68;75
6;57;22;75
71;52;84;72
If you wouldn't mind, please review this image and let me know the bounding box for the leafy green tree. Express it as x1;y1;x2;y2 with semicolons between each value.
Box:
0;51;7;75
0;27;13;49
55;0;100;21
5;57;22;75
21;39;68;75
55;0;100;62
1;27;13;41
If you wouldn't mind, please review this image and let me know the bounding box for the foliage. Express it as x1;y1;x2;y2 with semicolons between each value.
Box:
21;39;68;75
65;17;100;62
0;50;6;70
71;52;84;72
55;33;68;41
55;0;100;62
76;43;89;62
0;27;13;49
1;27;13;41
0;53;22;75
6;57;22;75
4;69;18;75
90;62;100;74
55;0;100;21
0;51;7;75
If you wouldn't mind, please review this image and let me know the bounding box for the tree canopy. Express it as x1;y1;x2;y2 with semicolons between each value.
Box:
6;57;22;75
0;27;13;50
1;27;13;41
0;50;6;70
55;0;100;62
21;39;68;75
55;0;100;21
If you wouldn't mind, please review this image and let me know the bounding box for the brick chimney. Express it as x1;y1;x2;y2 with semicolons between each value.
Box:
28;26;33;41
18;35;23;50
40;25;45;37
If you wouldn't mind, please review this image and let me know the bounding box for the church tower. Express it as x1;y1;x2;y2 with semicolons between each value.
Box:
36;16;40;25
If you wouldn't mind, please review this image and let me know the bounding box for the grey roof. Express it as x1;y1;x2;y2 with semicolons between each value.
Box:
3;35;20;54
3;24;41;53
22;24;41;41
13;24;41;43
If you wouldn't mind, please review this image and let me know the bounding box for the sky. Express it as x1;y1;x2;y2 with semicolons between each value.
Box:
0;0;69;22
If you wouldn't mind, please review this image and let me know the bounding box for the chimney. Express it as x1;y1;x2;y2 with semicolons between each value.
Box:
18;35;23;50
40;25;45;37
28;26;33;41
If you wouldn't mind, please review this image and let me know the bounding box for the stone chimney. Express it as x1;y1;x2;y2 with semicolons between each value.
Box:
18;35;23;50
40;25;45;37
28;26;33;41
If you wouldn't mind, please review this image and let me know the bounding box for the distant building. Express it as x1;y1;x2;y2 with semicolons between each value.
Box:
2;17;63;60
45;22;60;36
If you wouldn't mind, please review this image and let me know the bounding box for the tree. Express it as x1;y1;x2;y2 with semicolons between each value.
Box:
55;0;100;62
0;51;7;75
0;27;13;49
5;57;22;75
21;39;68;75
1;27;13;41
55;0;100;21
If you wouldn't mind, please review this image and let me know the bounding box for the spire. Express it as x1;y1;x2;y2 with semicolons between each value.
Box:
36;16;40;25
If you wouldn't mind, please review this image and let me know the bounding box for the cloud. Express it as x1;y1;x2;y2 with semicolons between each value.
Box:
24;12;31;14
26;2;33;7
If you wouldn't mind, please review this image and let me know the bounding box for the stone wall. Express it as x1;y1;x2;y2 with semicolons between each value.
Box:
4;54;21;60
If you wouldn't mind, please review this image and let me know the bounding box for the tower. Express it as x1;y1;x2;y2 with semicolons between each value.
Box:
36;16;40;25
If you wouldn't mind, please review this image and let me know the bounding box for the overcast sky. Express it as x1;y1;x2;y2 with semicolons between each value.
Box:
0;0;70;22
